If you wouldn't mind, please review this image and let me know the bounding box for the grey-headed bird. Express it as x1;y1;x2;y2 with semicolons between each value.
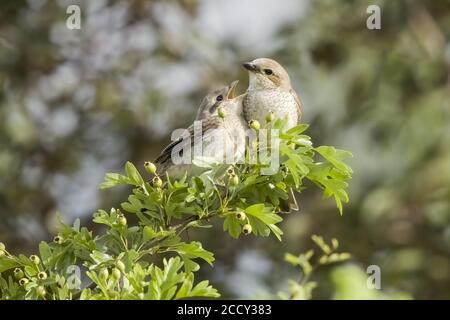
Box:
154;81;247;179
242;58;302;129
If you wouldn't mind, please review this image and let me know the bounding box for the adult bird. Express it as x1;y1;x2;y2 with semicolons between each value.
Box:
243;58;303;211
242;58;302;130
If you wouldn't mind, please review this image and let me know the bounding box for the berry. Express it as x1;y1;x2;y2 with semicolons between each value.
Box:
117;215;127;226
30;255;40;265
249;120;260;131
14;268;24;279
152;176;163;188
99;268;109;280
19;278;29;286
112;268;121;280
265;111;275;123
38;272;47;280
116;260;126;273
107;289;119;298
242;224;252;235
37;286;46;298
0;250;4;257
54;235;64;244
229;174;239;186
235;211;246;221
0;242;5;250
218;106;226;118
144;162;157;175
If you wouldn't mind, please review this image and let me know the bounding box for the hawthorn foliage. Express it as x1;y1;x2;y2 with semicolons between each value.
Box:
0;121;353;300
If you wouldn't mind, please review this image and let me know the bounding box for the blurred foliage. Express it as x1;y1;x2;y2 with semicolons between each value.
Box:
279;235;352;300
1;0;450;299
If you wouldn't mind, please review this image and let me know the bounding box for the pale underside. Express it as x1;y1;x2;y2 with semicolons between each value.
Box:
244;89;301;129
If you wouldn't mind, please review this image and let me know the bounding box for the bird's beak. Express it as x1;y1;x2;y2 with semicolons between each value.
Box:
227;80;239;99
242;62;259;73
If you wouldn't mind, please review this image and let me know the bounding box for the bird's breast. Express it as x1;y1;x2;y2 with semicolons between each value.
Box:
244;89;298;129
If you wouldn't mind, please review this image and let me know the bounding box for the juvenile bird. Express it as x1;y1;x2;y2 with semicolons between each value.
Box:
242;58;302;129
154;81;247;179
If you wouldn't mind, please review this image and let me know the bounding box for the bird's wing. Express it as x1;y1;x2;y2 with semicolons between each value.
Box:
154;117;221;166
290;88;303;123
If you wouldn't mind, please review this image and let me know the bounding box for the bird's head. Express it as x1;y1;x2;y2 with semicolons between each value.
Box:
195;80;239;120
242;58;291;90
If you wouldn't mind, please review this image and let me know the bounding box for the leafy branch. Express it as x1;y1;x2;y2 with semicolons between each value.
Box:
0;121;353;300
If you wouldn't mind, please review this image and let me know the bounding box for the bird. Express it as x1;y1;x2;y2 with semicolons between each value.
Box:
242;58;302;130
195;85;231;121
242;58;302;211
154;80;247;179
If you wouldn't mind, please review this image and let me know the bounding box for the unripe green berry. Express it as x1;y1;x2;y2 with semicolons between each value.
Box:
117;214;127;226
112;268;121;280
0;242;5;250
218;106;226;118
38;271;47;280
152;176;163;188
37;286;46;298
144;161;157;175
116;260;126;273
99;268;109;280
249;120;260;131
235;211;246;221
30;255;40;265
19;278;29;286
107;289;119;298
14;268;24;279
242;224;252;235
265;111;275;123
0;250;5;257
229;174;239;186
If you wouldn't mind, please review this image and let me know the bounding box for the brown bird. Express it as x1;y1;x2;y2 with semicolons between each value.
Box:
242;58;302;129
154;81;247;179
243;58;302;211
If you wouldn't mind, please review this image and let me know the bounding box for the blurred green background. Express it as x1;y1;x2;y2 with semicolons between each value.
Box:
1;0;449;299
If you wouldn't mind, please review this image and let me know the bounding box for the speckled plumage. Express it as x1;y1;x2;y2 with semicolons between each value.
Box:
244;88;300;129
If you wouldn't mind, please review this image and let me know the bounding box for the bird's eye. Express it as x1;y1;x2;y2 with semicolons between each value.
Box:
216;95;223;102
264;69;273;75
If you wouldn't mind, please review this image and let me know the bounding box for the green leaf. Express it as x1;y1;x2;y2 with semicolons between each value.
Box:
315;146;353;174
223;215;242;239
90;251;113;266
24;265;38;277
267;224;283;241
245;204;282;225
38;242;52;268
286;123;309;135
0;258;20;273
125;161;144;186
169;241;215;272
143;226;157;241
100;173;130;189
176;273;220;299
